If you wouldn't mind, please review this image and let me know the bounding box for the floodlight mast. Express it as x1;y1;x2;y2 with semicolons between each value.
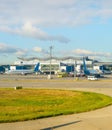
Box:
49;46;53;79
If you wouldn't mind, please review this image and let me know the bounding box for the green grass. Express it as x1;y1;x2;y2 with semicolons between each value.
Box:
0;88;112;123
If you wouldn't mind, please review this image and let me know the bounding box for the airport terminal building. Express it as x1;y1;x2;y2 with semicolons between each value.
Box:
14;56;93;74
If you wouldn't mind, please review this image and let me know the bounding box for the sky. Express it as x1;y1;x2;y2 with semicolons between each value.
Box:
1;0;112;64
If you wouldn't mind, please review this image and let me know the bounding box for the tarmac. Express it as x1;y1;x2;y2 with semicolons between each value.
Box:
0;75;112;130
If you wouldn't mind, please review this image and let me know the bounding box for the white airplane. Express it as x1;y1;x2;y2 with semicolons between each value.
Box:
5;63;39;75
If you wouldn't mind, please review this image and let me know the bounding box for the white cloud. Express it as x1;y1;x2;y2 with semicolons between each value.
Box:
33;47;42;53
1;0;112;46
0;22;70;43
15;50;28;56
1;0;112;26
0;43;27;56
0;43;17;53
72;49;112;58
73;49;93;55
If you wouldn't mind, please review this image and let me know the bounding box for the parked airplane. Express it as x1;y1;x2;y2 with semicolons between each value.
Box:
83;58;100;77
5;63;40;75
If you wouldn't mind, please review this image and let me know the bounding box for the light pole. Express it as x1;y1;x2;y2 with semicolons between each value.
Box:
49;46;53;79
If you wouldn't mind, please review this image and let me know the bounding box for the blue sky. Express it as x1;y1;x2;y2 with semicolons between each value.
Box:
0;0;112;64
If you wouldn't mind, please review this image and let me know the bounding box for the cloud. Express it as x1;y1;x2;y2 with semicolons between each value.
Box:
72;49;112;58
0;43;27;56
33;47;42;53
21;22;70;43
32;46;50;56
1;0;112;26
0;22;70;43
1;0;112;45
15;50;28;56
0;43;17;53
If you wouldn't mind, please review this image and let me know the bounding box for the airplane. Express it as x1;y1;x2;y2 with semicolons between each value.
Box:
5;63;40;75
83;57;100;77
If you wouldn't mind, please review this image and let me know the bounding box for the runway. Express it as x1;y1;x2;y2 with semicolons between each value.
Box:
0;74;112;89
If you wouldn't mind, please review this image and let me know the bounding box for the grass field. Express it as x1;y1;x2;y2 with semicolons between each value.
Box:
0;88;112;123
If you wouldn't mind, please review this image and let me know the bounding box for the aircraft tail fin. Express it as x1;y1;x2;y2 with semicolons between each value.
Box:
83;57;90;75
34;63;40;72
83;57;87;71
